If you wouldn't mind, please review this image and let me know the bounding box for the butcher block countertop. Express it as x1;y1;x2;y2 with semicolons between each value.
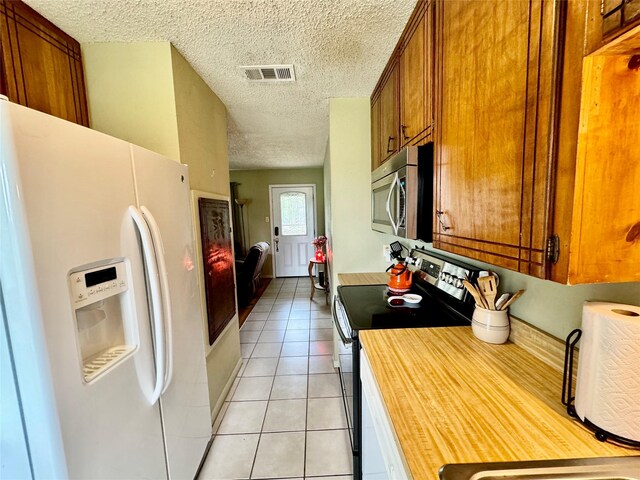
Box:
359;328;636;479
338;272;389;285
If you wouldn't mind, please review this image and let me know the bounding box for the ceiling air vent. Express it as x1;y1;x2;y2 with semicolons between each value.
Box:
241;64;296;82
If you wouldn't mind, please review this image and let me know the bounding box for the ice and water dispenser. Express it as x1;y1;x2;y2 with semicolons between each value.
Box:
68;260;137;383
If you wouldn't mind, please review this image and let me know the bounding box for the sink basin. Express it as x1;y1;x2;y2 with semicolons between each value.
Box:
439;456;640;480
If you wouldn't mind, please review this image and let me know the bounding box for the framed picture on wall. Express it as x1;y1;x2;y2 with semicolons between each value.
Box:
191;191;237;347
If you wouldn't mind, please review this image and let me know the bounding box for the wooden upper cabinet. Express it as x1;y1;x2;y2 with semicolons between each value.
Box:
400;1;432;147
434;0;560;278
564;27;640;284
0;0;89;126
371;95;382;170
379;63;399;163
602;0;640;39
370;1;433;171
434;0;640;284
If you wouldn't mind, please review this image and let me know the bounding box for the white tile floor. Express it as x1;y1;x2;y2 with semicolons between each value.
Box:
198;277;353;480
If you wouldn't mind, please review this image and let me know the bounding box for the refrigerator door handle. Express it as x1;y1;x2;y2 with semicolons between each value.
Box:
128;206;165;405
141;206;174;394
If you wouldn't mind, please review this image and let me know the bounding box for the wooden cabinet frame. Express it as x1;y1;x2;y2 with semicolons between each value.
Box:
370;1;434;171
0;0;89;126
433;0;640;284
433;0;566;279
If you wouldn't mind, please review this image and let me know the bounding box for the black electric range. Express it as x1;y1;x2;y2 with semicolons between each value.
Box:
338;283;472;331
333;248;481;480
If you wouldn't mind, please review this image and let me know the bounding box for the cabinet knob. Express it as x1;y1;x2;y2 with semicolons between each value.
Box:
401;125;409;141
436;210;451;231
386;136;395;154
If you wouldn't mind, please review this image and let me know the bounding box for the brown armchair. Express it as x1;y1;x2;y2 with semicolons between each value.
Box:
235;242;270;306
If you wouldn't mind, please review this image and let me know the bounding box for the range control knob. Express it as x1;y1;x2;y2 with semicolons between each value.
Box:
454;278;463;289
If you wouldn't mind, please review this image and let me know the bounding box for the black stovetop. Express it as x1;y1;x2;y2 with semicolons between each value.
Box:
337;281;472;332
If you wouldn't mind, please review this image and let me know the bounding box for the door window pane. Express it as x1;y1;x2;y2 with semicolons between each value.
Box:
280;192;307;236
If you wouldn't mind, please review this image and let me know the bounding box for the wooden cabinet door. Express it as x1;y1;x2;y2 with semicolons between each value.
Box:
434;0;561;278
568;52;640;284
379;63;399;163
400;2;432;147
0;0;89;126
371;95;382;171
602;0;640;39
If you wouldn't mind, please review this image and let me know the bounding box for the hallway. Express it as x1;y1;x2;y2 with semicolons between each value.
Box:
198;277;352;480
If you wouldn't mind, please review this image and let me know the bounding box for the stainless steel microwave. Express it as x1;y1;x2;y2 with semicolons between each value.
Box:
371;144;432;240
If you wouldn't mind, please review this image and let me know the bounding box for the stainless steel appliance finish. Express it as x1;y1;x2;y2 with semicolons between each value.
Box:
333;296;355;450
371;145;432;240
439;456;640;480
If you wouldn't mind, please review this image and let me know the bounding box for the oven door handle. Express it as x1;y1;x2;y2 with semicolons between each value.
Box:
385;172;399;236
333;295;353;345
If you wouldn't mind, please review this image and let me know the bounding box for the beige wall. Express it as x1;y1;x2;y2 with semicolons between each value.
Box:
168;47;240;419
82;42;180;161
324;97;640;340
82;41;240;422
324;98;390;293
323;140;333;282
229;168;325;276
171;47;230;195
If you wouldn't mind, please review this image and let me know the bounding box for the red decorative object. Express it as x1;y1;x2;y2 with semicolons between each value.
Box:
315;249;325;262
312;235;327;249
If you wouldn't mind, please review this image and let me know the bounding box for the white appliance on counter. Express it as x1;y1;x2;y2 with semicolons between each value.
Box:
0;100;211;479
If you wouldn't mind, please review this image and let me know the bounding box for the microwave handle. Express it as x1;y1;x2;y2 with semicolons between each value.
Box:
385;172;399;235
397;175;406;230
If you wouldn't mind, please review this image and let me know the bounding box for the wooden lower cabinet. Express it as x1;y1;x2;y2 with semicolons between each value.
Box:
0;0;89;126
434;0;640;284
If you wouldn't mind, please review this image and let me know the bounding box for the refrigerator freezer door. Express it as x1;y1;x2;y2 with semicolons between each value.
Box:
131;145;212;480
1;102;167;479
1;289;35;480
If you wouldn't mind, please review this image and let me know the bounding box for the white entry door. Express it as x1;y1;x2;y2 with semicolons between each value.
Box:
270;185;317;277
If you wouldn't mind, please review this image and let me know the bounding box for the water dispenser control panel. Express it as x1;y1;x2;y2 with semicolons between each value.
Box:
69;261;128;309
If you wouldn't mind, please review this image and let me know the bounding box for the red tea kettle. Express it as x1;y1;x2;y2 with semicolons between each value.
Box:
387;262;413;293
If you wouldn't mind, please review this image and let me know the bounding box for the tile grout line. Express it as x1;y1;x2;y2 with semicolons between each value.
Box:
247;277;282;480
251;278;283;479
208;278;339;479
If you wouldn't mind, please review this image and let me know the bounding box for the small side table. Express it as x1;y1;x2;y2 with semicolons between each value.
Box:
308;258;329;303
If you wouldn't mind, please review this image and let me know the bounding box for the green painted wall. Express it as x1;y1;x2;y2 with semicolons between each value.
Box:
171;47;230;196
82;42;181;161
229;168;325;276
324;98;392;292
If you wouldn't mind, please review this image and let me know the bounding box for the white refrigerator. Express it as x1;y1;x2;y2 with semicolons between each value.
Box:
0;100;212;479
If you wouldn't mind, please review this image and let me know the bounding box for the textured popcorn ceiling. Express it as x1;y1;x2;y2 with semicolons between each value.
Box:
25;0;414;169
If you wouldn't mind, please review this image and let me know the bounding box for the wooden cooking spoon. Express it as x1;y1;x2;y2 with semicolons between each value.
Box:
499;289;525;311
463;280;489;309
477;275;498;310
